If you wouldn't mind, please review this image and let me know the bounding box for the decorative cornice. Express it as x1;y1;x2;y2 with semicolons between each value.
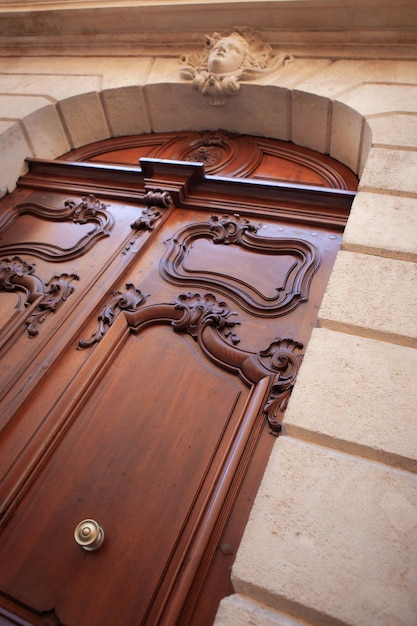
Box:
0;1;414;54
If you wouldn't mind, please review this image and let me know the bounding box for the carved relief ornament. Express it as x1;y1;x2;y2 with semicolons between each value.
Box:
0;194;113;262
160;214;321;317
124;291;303;434
180;27;292;106
0;256;79;338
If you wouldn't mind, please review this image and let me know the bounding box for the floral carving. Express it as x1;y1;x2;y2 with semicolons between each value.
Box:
180;27;292;106
78;283;149;349
209;214;258;245
26;273;79;338
184;133;229;167
172;292;240;345
0;255;79;338
260;338;304;434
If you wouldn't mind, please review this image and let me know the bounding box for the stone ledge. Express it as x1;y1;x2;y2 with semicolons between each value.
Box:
232;437;417;626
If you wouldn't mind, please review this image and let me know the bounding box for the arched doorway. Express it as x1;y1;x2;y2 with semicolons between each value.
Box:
0;131;356;625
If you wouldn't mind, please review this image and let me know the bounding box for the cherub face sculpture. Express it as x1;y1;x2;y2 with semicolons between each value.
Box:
180;27;292;106
207;35;246;74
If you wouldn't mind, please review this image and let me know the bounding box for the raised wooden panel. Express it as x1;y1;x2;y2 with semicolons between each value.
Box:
0;320;251;624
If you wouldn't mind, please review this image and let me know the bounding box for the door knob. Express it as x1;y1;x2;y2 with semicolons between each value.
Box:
74;519;104;551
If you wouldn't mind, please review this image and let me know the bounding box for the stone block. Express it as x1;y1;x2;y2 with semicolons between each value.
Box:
330;101;363;173
343;191;417;261
295;60;417;99
145;80;291;139
215;594;312;626
359;119;372;176
58;92;110;149
0;121;31;193
291;91;330;153
0;94;53;119
22;104;70;159
101;86;151;136
367;113;417;149
0;73;99;101
360;147;417;196
283;327;417;471
338;83;417;117
232;437;417;626
318;250;417;347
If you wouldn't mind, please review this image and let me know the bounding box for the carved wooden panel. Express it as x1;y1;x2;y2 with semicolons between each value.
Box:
63;130;358;190
159;213;321;317
0;194;113;261
0;135;356;626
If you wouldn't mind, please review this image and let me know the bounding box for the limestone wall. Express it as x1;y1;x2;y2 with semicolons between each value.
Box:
0;4;416;625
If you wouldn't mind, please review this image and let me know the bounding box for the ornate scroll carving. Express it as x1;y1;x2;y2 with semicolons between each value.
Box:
180;27;293;106
160;214;320;317
208;213;257;244
78;283;149;349
124;189;173;254
260;338;304;434
0;256;79;338
0;256;44;305
130;189;173;231
124;292;304;433
0;194;113;261
172;292;240;345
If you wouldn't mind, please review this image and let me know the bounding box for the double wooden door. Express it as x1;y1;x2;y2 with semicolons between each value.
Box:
0;132;356;625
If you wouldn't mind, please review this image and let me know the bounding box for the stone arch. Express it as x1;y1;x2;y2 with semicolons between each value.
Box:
0;82;371;196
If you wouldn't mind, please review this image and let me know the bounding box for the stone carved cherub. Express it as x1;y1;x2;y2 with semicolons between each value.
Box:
180;27;292;106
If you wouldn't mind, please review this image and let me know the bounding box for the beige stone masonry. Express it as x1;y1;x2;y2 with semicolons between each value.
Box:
359;147;417;196
336;83;417;117
282;327;417;471
318;250;417;348
367;114;417;150
330;100;363;172
101;86;151;137
293;60;417;100
231;437;417;626
215;594;313;626
343;191;417;262
0;120;30;194
0;73;100;101
21;104;70;159
58;92;110;149
291;91;330;153
146;61;292;138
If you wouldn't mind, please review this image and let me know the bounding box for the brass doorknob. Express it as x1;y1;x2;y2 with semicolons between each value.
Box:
74;519;104;551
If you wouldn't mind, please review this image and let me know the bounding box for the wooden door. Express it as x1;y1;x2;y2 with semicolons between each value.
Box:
0;132;356;626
